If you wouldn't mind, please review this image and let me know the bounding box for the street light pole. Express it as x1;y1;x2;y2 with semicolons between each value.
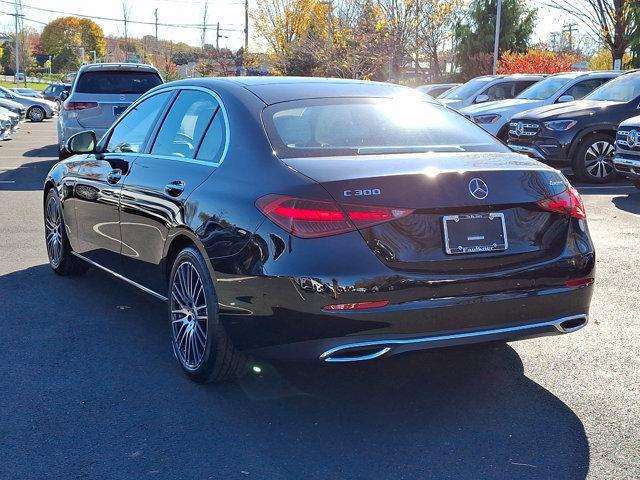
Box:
8;12;25;83
492;0;502;75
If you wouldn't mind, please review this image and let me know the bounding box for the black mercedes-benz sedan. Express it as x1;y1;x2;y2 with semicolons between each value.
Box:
507;71;640;184
43;77;595;383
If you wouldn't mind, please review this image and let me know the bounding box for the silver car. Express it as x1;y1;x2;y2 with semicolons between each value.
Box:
58;63;163;159
10;88;44;99
0;86;57;122
0;97;26;122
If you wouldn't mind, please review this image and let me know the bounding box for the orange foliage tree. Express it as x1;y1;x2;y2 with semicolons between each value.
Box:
497;49;583;74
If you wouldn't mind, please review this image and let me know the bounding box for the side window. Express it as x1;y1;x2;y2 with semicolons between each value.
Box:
196;112;227;163
563;79;606;100
483;82;516;101
514;81;537;96
151;90;218;159
106;91;170;153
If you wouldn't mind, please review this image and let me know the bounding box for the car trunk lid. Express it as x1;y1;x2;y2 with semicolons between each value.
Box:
282;152;572;272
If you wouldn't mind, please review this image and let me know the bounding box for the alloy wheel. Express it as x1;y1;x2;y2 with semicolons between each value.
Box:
29;107;44;122
583;140;615;179
170;261;208;369
45;195;63;268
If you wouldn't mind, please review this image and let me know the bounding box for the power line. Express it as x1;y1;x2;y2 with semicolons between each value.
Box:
0;0;241;31
0;10;47;25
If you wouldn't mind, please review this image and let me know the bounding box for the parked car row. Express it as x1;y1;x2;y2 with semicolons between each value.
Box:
0;90;27;141
421;71;640;183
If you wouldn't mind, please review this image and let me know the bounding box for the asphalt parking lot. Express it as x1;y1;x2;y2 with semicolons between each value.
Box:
1;121;638;480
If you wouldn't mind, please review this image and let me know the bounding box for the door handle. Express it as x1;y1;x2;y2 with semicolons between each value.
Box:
107;169;122;184
165;180;185;197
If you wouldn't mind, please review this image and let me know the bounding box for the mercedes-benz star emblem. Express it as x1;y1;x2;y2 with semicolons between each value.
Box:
627;129;639;149
515;122;525;136
469;178;489;200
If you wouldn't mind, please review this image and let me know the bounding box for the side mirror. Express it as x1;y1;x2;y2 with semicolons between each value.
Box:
60;90;69;101
475;94;490;104
557;95;574;103
66;131;97;155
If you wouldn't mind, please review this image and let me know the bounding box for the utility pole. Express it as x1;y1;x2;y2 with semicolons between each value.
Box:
216;22;220;50
154;8;159;42
122;2;130;45
244;0;249;51
492;0;502;75
8;12;25;83
562;23;577;53
90;50;97;63
79;46;85;65
201;2;208;49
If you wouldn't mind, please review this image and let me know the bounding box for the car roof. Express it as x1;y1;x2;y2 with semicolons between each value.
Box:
77;63;160;74
167;76;436;106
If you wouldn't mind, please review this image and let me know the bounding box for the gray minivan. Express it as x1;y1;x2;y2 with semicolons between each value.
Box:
58;63;163;159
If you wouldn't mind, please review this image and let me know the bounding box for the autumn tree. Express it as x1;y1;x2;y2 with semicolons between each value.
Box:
498;49;582;74
416;0;463;78
41;17;106;71
252;0;326;75
454;0;536;79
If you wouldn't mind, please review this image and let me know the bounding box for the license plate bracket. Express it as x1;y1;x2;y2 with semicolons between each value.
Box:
442;213;508;255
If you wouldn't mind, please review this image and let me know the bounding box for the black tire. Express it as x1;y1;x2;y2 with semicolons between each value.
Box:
572;134;617;184
44;189;88;276
168;246;248;383
28;106;46;122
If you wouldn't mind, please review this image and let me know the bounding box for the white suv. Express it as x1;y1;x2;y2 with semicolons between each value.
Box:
460;71;620;140
438;74;545;110
58;63;163;159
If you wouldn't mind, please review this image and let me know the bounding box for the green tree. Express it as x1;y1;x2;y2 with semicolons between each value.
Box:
0;43;12;75
454;0;536;79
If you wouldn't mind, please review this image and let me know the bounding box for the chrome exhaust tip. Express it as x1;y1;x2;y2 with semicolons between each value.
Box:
553;314;588;333
320;345;391;363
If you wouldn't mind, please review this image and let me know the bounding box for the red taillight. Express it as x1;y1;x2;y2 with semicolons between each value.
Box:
537;186;586;219
565;278;594;287
256;195;413;238
322;301;390;311
63;101;98;111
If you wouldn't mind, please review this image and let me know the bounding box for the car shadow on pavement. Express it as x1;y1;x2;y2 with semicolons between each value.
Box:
0;158;57;191
23;143;58;158
612;193;640;214
0;264;589;480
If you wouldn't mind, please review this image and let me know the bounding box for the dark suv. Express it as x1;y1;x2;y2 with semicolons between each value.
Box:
614;115;640;188
508;71;640;183
42;83;71;105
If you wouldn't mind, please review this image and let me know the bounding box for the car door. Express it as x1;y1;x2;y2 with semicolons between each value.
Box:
119;87;227;294
73;91;173;272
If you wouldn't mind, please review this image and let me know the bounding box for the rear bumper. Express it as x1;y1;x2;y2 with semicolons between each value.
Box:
318;314;588;362
239;281;594;361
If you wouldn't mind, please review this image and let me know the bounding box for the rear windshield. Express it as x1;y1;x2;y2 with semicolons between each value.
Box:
264;98;507;158
75;70;162;94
